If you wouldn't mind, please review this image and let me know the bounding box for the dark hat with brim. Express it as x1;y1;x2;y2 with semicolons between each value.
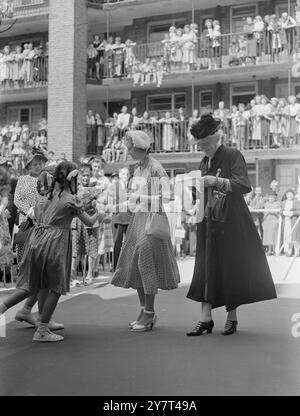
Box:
190;114;221;142
25;146;48;169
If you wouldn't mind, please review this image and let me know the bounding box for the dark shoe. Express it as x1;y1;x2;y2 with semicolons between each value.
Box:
186;321;214;336
222;320;238;336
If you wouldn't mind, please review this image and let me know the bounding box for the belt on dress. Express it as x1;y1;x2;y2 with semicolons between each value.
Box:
34;224;69;235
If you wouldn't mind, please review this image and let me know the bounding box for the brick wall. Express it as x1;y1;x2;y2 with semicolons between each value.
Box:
48;0;87;162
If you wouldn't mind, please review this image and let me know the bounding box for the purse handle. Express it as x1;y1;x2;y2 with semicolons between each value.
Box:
208;169;222;208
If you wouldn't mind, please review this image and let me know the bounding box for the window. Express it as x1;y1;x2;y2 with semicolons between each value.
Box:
231;4;258;33
199;90;213;110
276;83;300;98
147;93;186;114
7;105;43;131
275;83;289;99
230;82;258;106
148;19;187;43
276;3;296;19
277;165;300;195
0;36;47;52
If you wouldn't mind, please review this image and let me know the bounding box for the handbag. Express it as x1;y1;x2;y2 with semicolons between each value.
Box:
14;218;34;245
145;213;170;240
210;190;230;223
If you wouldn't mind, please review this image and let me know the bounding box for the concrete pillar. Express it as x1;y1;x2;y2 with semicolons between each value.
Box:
48;0;87;162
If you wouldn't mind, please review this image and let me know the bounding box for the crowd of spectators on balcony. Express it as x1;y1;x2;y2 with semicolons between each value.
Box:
0;42;48;89
0;119;48;171
86;7;300;84
86;94;300;158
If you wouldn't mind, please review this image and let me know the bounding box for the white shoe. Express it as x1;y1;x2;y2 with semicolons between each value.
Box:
84;277;94;286
33;329;64;342
15;311;37;327
36;320;65;331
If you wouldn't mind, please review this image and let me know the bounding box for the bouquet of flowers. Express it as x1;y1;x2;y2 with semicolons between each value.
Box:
78;186;100;216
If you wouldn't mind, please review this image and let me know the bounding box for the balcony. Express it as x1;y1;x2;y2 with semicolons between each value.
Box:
88;31;296;89
88;0;138;6
3;0;49;19
0;55;48;102
86;119;300;163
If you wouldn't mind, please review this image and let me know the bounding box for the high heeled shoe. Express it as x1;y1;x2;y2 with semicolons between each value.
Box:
186;320;214;336
222;320;238;336
128;309;145;329
131;314;157;333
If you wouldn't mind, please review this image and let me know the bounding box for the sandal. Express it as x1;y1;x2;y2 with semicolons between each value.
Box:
84;277;94;286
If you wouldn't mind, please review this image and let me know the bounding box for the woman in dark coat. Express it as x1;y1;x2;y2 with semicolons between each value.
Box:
186;115;277;336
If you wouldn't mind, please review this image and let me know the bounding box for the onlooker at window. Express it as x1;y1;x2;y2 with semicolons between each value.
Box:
93;34;102;79
281;189;300;256
116;106;130;132
129;107;139;128
87;43;97;79
243;17;256;64
228;36;240;66
86;110;96;153
112;37;125;77
268;14;282;63
214;101;230;141
188;109;200;153
250;186;265;239
269;97;281;148
280;12;297;55
237;34;247;66
253;16;265;64
236;103;249;150
263;194;281;256
160;111;178;152
286;95;300;146
95;113;105;156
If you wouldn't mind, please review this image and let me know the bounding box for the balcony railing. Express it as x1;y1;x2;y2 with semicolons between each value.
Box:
3;0;49;19
88;30;299;83
86;118;300;159
0;55;48;90
87;0;137;6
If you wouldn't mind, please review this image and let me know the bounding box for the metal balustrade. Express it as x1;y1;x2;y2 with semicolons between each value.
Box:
2;0;49;18
87;0;137;5
0;55;48;90
91;30;299;82
86;117;300;157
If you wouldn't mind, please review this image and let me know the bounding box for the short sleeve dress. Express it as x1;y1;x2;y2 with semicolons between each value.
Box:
111;155;180;295
17;190;83;295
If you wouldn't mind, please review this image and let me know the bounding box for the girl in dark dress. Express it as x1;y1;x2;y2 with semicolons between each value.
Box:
186;115;277;336
0;161;100;342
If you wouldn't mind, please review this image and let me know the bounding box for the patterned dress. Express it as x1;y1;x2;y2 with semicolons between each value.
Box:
112;156;180;295
72;185;100;259
0;189;13;268
14;175;41;264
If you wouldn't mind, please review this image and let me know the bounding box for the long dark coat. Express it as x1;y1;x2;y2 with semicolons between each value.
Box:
187;145;277;309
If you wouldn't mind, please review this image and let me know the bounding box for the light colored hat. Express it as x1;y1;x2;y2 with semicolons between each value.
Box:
126;130;152;150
